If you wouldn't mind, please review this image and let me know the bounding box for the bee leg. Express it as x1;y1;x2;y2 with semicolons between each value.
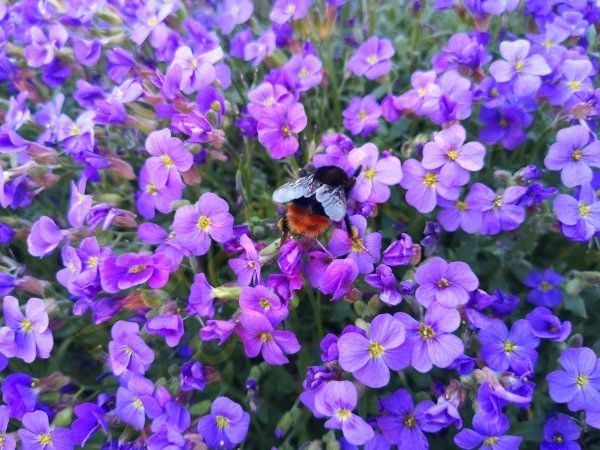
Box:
278;217;290;244
314;238;334;259
343;214;355;236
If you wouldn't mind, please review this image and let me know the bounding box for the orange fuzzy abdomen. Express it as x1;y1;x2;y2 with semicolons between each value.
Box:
286;203;331;238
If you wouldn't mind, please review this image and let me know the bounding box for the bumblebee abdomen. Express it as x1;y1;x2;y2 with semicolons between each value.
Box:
286;203;330;238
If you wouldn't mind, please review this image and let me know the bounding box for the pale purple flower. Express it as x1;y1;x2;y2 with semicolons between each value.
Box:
328;215;381;274
130;2;173;46
415;257;479;308
146;314;184;347
197;397;250;449
228;234;261;286
285;54;323;92
382;234;416;267
0;405;16;450
27;216;66;258
269;0;313;25
468;183;527;235
257;103;308;159
348;143;402;203
137;165;185;219
108;320;154;376
454;413;522;450
548;59;594;107
338;313;409;387
239;285;288;326
19;410;72;450
247;82;293;120
217;0;254;34
365;264;403;305
73;37;101;67
24;25;68;68
244;31;276;67
394;70;440;115
100;252;171;293
489;40;551;96
188;273;215;318
343;96;381;136
115;375;161;430
553;183;600;242
526;307;571;342
437;192;483;234
170;46;223;94
400;159;461;213
348;37;395;80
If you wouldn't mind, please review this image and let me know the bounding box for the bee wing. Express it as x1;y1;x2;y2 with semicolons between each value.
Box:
272;174;320;203
315;184;347;222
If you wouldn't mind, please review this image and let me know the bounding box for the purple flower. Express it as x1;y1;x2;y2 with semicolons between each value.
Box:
170;46;223;94
365;264;403;305
401;159;461;213
478;104;532;150
70;402;107;446
247;82;293;120
237;311;300;365
553;183;600;241
146;314;183;347
1;373;38;419
284;54;323;92
136;165;185;219
395;304;464;372
328;215;381;274
314;381;374;445
377;388;435;449
217;0;253;34
524;269;563;308
544;125;600;187
0;296;53;363
425;70;473;125
548;59;594;107
348;144;402;203
526;307;571;342
348;37;395;80
18;410;72;450
257;103;308;159
115;375;162;430
0;405;15;450
144;129;193;186
244;31;276;67
382;234;416;267
468;183;527;235
437;190;483;234
27;216;66;258
547;347;600;412
130;2;173;45
68;177;92;227
188;273;215;318
73;37;101;67
394;70;440;115
269;0;313;25
239;285;288;326
414;257;478;308
180;361;208;392
200;319;236;344
454;413;522;450
422;124;486;184
197;397;250;449
320;259;359;300
172;193;234;256
108;321;154;376
477;319;540;372
100;252;171;293
228;234;261;286
338;313;408;387
24;25;67;68
489;40;551;96
541;414;581;450
432;32;490;73
343;96;381;136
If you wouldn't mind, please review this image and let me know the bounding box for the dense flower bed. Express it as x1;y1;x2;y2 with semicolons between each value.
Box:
0;0;599;449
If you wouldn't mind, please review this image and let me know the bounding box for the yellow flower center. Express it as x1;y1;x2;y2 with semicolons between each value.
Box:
124;345;134;356
128;264;147;274
499;118;509;129
161;154;174;168
491;88;499;97
147;16;158;27
493;195;503;209
543;40;554;48
576;374;589;388
299;68;309;78
579;202;590;217
455;200;468;211
553;434;564;443
418;323;435;340
437;277;451;288
260;332;272;342
197;215;211;231
38;433;53;445
248;261;255;268
133;396;144;410
571;149;583;161
0;433;4;445
146;182;158;195
337;408;351;420
358;110;368;120
539;281;552;292
216;415;230;429
514;60;524;72
364;168;376;180
70;124;81;136
281;125;291;136
367;55;378;65
263;96;275;106
351;236;365;253
503;340;516;354
210;100;221;112
447;149;459;161
68;261;76;272
20;318;33;333
423;173;437;187
285;4;296;14
484;437;499;446
369;342;385;359
259;298;271;309
569;80;582;92
403;413;417;428
88;256;99;268
190;58;198;69
417;88;426;96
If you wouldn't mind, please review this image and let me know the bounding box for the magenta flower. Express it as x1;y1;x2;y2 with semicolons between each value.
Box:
284;54;323;92
348;36;395;80
468;183;527;235
27;216;66;258
422;124;486;184
489;39;551;96
544;125;600;187
228;234;261;286
172;193;235;256
320;259;359;300
0;296;53;363
414;257;479;308
343;95;381;136
400;159;461;213
236;311;300;365
328;215;381;274
239;285;288;326
269;0;313;25
18;410;72;450
348;143;402;203
197;397;250;450
314;380;374;445
553;183;600;242
257;103;307;159
338;313;409;387
395;304;464;372
100;252;171;293
144;129;193;186
108;321;154;376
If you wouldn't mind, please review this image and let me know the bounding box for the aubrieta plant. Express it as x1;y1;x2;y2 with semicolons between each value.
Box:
0;0;599;449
